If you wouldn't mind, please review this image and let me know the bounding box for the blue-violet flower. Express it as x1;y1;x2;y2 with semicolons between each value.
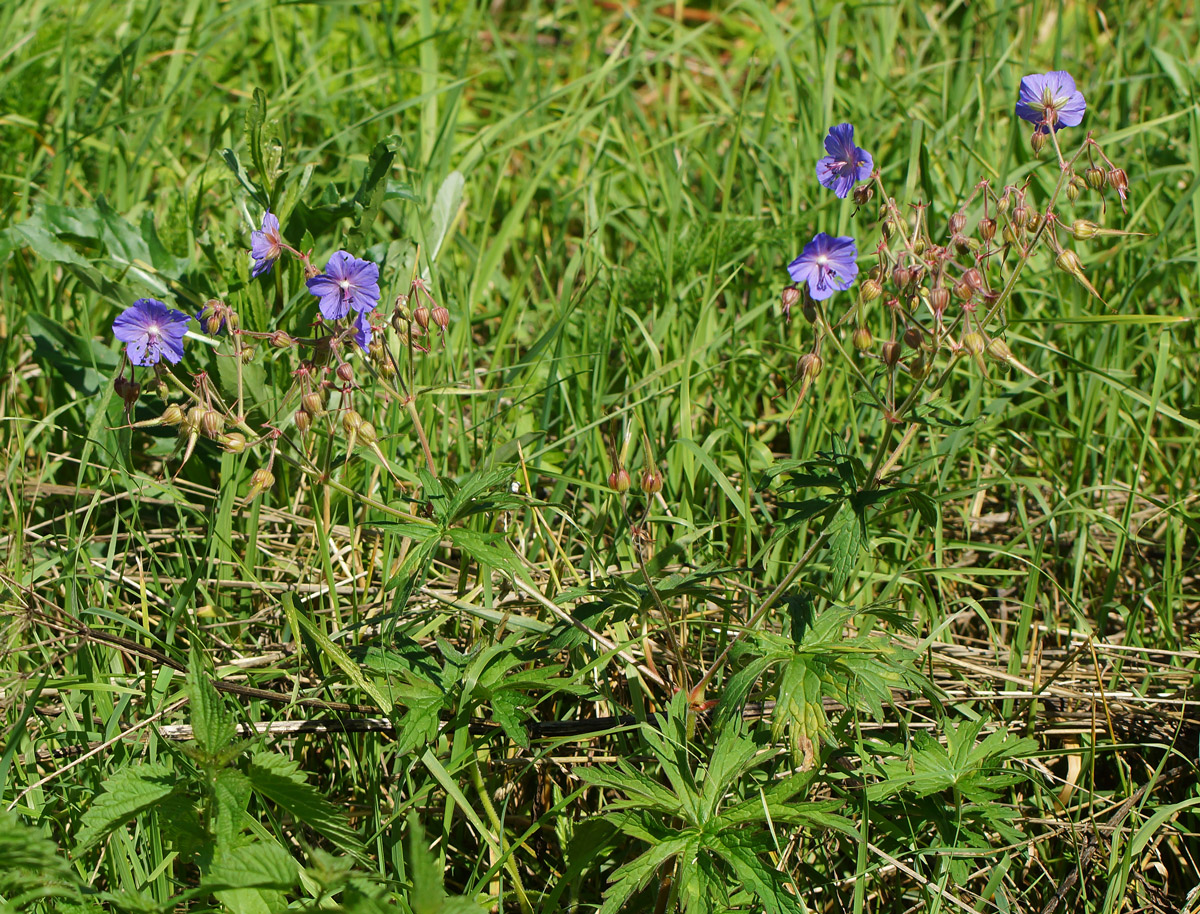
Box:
306;251;381;321
250;212;284;278
1015;71;1086;133
112;298;191;366
353;310;373;352
816;124;873;199
787;233;859;301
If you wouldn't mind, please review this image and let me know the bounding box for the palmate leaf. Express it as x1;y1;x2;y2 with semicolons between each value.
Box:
244;751;365;857
710;830;802;914
597;834;697;914
575;762;684;815
76;762;183;852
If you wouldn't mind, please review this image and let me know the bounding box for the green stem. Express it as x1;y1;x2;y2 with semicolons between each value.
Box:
468;751;533;914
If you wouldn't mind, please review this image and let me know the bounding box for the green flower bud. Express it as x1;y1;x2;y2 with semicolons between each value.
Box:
220;432;247;454
859;278;883;303
302;391;324;416
161;404;185;426
961;332;986;356
247;468;275;499
852;326;874;352
608;469;631;493
1085;166;1106;190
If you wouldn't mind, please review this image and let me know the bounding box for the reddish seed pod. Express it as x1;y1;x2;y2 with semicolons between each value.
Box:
882;340;902;367
891;265;911;289
336;362;354;384
979;218;997;243
640;469;663;495
608;468;631;493
270;330;294;349
413;304;431;331
963;267;984;291
949;212;967;235
929;286;950;315
1011;205;1029;229
852;184;873;206
294;408;312;435
780;285;801;318
431;306;450;332
1108;168;1128;195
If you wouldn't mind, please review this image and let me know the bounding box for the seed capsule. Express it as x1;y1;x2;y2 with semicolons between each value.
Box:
640;469;663;495
780;285;800;318
903;326;923;350
270;330;294;349
413;304;431;331
929;287;950;316
186;406;206;433
797;353;824;381
1011;205;1029;229
608;469;631;493
431;306;450;332
220;432;247;454
247;468;275;498
1071;219;1099;240
336;362;354;384
953;280;974;303
949;212;967;235
358;421;378;447
985;339;1013;362
302;391;324;416
201;410;224;437
342;409;364;436
962;267;984;291
852;326;874;352
891;265;911;290
1066;176;1083;202
859;278;883;303
908;354;929;379
1030;130;1048;155
961;332;986;356
162;404;185;425
852;184;873;206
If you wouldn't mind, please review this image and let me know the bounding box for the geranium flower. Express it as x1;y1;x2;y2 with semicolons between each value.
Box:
1015;71;1086;133
112;298;191;366
787;233;859;301
250;212;284;278
816;124;873;199
305;251;381;320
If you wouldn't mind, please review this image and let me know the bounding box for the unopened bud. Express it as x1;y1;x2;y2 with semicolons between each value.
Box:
270;330;294;349
852;326;874;352
1002;224;1020;245
952;233;971;254
303;260;321;280
929;287;950;316
640;469;663;495
162;404;185;425
1085;166;1106;190
953;280;974;303
961;332;986;356
240;345;256;363
908;354;929;380
358;421;378;447
985;338;1012;362
962;267;984;291
903;326;923;350
431;306;449;332
413;304;430;331
882;340;902;367
342;409;364;436
1030;129;1048;155
881;220;895;241
979;218;997;243
797;353;824;381
780;285;800;319
247;468;275;498
1071;219;1099;240
852;184;873;206
1011;205;1029;229
608;468;631;493
911;236;926;256
891;265;911;289
1066;176;1084;202
186;406;206;433
220;432;247;454
997;189;1014;216
949;212;966;235
294;408;312;435
1107;168;1128;195
336;362;354;384
859;278;882;303
302;391;324;416
1056;248;1085;276
201;410;224;437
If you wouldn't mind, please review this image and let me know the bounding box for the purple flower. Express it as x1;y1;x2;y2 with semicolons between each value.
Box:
306;251;381;321
353;310;373;351
250;212;283;278
1015;71;1086;133
787;233;858;301
816;124;873;199
112;298;192;366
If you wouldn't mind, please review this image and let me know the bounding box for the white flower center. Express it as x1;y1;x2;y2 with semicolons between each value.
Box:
339;279;351;291
147;323;160;338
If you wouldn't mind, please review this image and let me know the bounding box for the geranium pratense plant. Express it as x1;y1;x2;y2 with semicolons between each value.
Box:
113;202;451;501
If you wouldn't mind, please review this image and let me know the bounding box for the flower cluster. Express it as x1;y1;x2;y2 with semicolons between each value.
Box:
782;69;1135;410
110;207;453;498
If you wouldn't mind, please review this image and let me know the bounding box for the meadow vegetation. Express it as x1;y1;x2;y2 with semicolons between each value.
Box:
2;1;1199;912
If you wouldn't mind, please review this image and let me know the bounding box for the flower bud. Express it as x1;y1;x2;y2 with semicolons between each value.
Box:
240;345;256;363
891;265;911;289
1011;205;1029;229
342;409;364;436
114;376;140;408
247;468;275;498
962;267;984;291
996;191;1012;216
1071;219;1099;241
1066;176;1084;202
413;304;430;331
859;278;882;303
1002;224;1021;245
953;280;974;303
910;236;927;256
952;233;971;254
162;404;185;426
852;184;873;206
294;408;312;435
336;362;354;384
608;468;631;493
949;212;966;235
1107;168;1128;196
881;219;894;241
882;340;902;367
302;391;324;416
640;469;663;495
201;410;224;438
929;286;950;316
186;406;206;433
961;332;986;356
1056;248;1085;277
797;353;824;381
985;338;1012;362
220;432;247;454
431;306;450;332
908;354;929;380
303;260;321;280
852;326;874;352
1085;166;1106;190
270;330;294;349
358;421;378;447
780;285;800;319
903;326;923;350
1030;129;1048;155
979;218;997;243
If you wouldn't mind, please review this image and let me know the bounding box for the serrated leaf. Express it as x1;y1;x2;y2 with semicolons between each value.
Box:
206;839;298;914
825;501;864;596
245;751;364;856
710;832;801;914
0;810;78;898
212;768;253;851
76;762;181;852
597;835;695;914
188;658;237;759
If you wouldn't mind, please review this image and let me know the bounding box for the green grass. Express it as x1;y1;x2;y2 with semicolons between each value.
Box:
2;0;1199;912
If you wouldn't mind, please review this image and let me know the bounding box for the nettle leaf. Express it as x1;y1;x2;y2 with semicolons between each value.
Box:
187;657;237;760
0;810;79;901
76;762;183;852
245;751;365;857
206;839;298;914
212;768;254;851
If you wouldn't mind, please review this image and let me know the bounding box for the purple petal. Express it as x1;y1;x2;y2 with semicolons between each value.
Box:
1057;90;1087;127
127;337;151;366
824;123;855;158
